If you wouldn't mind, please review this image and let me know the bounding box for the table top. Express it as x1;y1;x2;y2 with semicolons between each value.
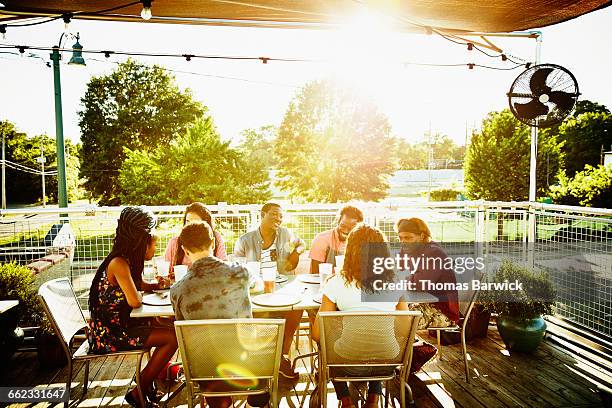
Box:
130;275;439;318
0;300;19;314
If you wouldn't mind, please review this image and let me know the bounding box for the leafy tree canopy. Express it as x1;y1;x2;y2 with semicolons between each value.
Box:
550;164;612;208
0;120;81;204
237;126;278;170
78;59;205;205
118;118;271;205
464;109;564;201
275;79;398;202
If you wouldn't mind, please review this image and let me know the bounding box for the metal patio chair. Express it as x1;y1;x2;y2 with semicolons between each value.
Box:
38;278;150;408
317;311;422;408
174;318;285;408
427;270;486;382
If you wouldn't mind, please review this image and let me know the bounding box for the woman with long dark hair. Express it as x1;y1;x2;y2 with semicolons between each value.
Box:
165;203;227;273
311;224;406;408
88;207;178;407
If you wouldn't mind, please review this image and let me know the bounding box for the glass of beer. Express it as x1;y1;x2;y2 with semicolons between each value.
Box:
262;268;276;293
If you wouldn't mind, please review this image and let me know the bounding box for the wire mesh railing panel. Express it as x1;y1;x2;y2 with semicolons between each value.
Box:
1;201;611;339
483;209;529;265
535;209;612;338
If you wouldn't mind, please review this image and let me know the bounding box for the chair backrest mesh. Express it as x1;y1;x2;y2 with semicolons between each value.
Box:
175;319;284;384
319;311;421;366
457;269;486;317
38;278;87;346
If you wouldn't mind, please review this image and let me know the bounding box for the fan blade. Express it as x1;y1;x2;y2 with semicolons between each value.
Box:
548;91;575;112
529;67;553;95
514;99;549;120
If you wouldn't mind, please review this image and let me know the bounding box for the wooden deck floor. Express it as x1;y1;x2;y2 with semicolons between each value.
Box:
1;327;608;408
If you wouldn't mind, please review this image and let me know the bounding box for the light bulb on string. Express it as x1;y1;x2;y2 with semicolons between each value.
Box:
63;13;72;32
141;0;152;20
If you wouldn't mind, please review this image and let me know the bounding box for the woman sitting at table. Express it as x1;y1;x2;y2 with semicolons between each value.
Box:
311;223;407;408
395;217;460;328
88;207;178;408
165;202;227;273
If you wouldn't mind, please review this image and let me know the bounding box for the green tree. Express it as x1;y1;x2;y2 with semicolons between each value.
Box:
237;126;277;170
555;111;611;177
0;120;81;205
550;165;612;208
118;118;271;205
396;139;427;169
275;80;398;202
464;109;564;201
79;59;204;205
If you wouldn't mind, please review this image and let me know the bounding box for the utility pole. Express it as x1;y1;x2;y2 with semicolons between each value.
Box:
37;143;47;208
1;132;5;210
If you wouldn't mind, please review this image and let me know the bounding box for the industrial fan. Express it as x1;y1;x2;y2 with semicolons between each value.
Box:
508;64;580;128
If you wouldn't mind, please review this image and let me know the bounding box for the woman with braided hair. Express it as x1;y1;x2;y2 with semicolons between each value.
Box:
88;207;178;407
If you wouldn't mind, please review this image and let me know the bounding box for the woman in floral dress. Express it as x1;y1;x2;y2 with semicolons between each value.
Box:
88;207;177;407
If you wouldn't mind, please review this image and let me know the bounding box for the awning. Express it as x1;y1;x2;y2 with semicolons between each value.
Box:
0;1;610;34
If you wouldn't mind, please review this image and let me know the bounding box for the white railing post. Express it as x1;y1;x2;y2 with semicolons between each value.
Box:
527;202;537;269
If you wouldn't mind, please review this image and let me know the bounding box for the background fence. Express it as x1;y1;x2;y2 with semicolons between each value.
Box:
1;201;610;339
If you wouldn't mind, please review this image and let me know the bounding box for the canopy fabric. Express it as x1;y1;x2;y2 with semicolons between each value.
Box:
0;0;610;33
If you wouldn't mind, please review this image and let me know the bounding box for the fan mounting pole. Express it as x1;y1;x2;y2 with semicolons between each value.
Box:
528;31;542;269
528;31;542;203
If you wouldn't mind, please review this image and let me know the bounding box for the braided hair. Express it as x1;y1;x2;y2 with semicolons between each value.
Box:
89;207;157;312
174;202;220;266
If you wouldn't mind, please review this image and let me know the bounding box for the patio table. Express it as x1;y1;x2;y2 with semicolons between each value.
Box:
0;300;19;314
131;275;439;318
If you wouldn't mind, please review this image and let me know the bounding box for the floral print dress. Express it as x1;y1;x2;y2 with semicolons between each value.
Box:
88;268;152;354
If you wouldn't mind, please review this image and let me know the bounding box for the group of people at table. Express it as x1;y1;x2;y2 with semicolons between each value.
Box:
87;203;460;408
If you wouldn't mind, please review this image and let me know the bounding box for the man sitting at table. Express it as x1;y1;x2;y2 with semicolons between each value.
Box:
309;205;363;274
170;221;268;408
233;202;305;383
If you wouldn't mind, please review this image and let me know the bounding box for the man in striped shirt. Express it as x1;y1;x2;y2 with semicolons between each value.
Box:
234;202;305;382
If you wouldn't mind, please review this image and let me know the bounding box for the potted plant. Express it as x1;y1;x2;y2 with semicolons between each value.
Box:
480;260;555;352
0;262;66;367
0;262;40;363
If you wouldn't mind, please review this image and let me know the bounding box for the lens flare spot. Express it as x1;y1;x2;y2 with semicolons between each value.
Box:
216;363;258;388
240;351;248;361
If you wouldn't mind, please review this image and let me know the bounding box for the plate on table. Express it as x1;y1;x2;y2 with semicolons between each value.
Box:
297;274;320;284
142;292;172;306
312;293;322;304
153;288;170;295
251;293;301;307
276;274;289;284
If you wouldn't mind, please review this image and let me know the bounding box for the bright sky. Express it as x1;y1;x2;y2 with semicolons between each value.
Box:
0;6;610;146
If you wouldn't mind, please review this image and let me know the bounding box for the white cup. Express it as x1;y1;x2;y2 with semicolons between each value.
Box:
174;265;188;282
156;259;170;277
319;263;333;289
246;261;261;278
335;255;345;271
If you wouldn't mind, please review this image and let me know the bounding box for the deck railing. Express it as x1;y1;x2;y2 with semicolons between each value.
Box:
1;201;610;339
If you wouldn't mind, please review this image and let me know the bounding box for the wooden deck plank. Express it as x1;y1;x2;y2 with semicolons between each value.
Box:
427;342;530;408
487;330;606;401
73;355;124;408
455;334;582;407
4;328;608;408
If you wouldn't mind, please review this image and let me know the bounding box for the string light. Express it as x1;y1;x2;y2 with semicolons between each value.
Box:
0;25;5;40
141;0;152;20
0;43;532;72
62;13;72;31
